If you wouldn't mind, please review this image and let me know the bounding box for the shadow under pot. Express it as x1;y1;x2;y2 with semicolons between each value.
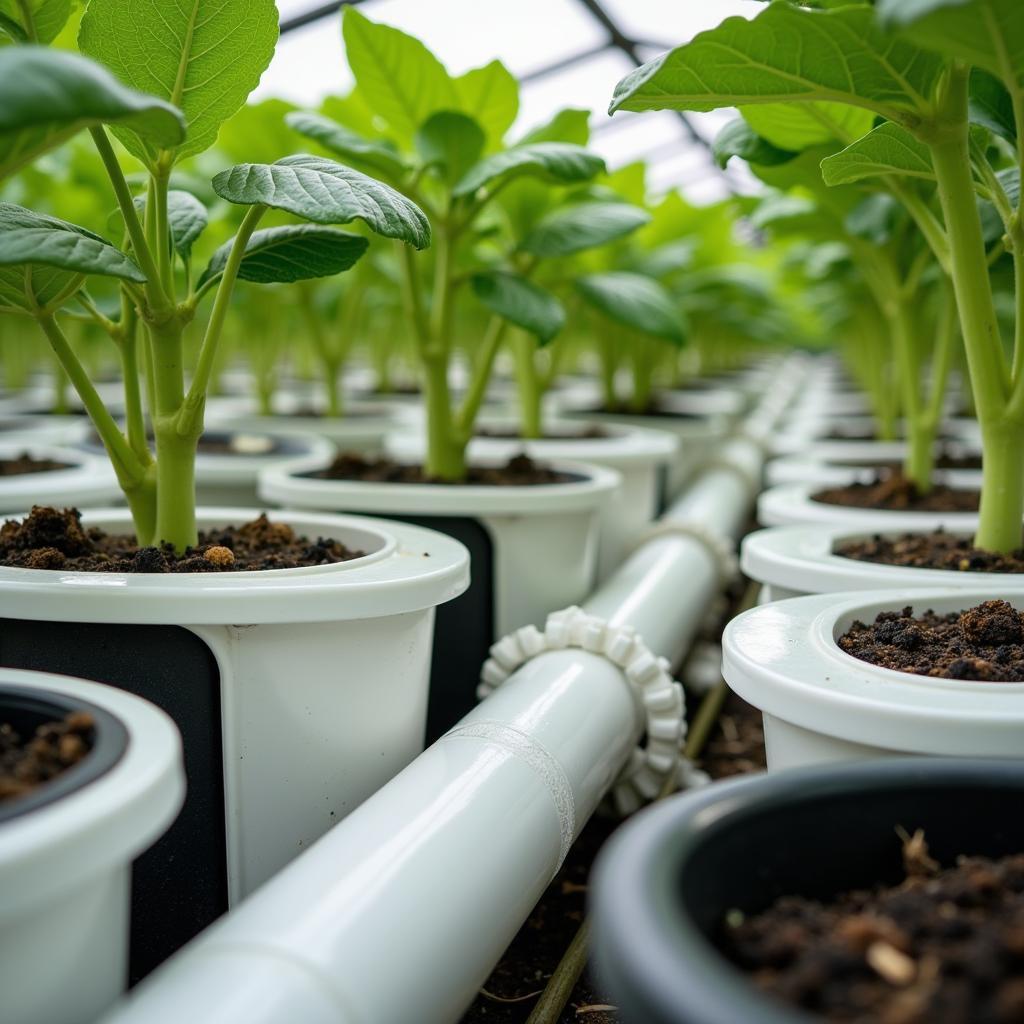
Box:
0;508;468;981
0;669;182;1024
258;454;620;742
591;757;1024;1024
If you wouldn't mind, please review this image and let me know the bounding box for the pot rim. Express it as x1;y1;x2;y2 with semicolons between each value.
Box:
0;442;119;507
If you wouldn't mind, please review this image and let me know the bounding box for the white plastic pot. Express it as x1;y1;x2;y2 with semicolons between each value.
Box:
766;448;982;490
259;453;620;639
758;481;981;531
390;419;678;582
0;668;183;1024
771;415;981;459
0;508;468;902
0;442;120;512
723;589;1024;769
0;412;89;446
743;523;1024;600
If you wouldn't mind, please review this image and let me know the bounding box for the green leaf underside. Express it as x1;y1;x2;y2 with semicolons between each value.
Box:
712;118;797;169
134;189;208;258
454;60;519;145
608;5;944;123
520;201;651;258
342;8;457;141
453;142;605;198
285;110;408;178
576;271;685;343
471;271;565;344
198;225;368;288
518;108;591;146
820;121;935;186
742;102;875;150
0;47;185;181
969;68;1017;144
79;0;278;162
0;0;71;43
212;156;431;249
415;110;485;186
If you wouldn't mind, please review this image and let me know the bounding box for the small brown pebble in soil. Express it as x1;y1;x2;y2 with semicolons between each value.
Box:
203;546;235;567
813;473;979;513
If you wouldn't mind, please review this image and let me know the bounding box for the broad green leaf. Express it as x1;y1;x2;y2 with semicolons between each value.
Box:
0;47;184;181
454;60;519;146
197;225;368;288
0;10;27;42
712;118;797;169
820;121;935;186
604;162;647;205
520;201;651;258
453;143;605;198
998;166;1020;206
609;4;944;124
631;240;696;279
742;102;875;150
218;99;299;166
415;111;485;186
518;108;591;145
969;68;1017;144
212;156;431;249
845;193;901;244
576;271;686;343
341;8;457;141
133;190;207;259
0;0;71;44
286;110;408;179
79;0;278;162
320;88;379;141
471;271;565;343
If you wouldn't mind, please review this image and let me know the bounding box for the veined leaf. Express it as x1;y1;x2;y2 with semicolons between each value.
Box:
454;142;605;198
820;122;935;186
576;271;686;344
0;47;184;181
455;60;519;146
133;190;207;259
471;271;565;344
198;225;368;288
712;119;797;169
212;155;431;249
285;110;408;179
415;111;485;186
342;8;457;141
79;0;278;162
520;201;651;258
609;4;944;124
742;102;875;150
0;0;71;43
970;69;1017;144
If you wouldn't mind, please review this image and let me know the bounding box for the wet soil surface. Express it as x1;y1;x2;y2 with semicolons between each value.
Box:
475;425;611;441
723;833;1024;1024
812;475;979;513
838;600;1024;681
315;453;572;486
837;531;1024;574
0;454;70;476
0;506;363;573
0;710;94;801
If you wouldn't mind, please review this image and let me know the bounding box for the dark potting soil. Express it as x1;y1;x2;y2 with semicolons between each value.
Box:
697;693;767;779
87;430;288;456
475;425;611;441
585;403;704;421
838;600;1024;681
0;454;70;477
812;475;979;513
836;531;1024;574
314;452;573;486
0;709;94;801
850;452;984;473
722;833;1024;1024
0;506;364;573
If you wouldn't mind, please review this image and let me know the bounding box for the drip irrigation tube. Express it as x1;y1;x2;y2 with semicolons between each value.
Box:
101;356;807;1024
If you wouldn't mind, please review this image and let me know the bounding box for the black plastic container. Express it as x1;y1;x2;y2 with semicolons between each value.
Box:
591;758;1024;1024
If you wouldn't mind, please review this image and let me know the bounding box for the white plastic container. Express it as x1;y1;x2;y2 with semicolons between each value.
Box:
0;442;120;512
0;669;183;1024
722;589;1024;769
743;523;1024;600
0;508;469;900
0;413;89;446
766;449;982;490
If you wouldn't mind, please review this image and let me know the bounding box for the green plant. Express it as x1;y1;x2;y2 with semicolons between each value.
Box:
0;1;430;552
612;0;1024;551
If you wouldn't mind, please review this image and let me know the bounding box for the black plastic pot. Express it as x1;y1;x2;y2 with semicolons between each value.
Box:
591;758;1024;1024
0;683;128;825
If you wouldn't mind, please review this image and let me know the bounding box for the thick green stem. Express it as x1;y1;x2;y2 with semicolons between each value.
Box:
422;353;465;479
152;424;197;549
513;333;543;439
455;316;506;440
322;361;343;418
119;309;152;465
629;337;655;413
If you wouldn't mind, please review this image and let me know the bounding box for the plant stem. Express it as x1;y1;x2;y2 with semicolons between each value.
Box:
422;351;465;478
523;921;591;1024
513;332;544;438
119;306;152;465
455;316;507;440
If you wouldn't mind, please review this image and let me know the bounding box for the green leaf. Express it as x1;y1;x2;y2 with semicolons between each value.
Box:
0;0;71;44
197;225;368;288
518;108;591;145
471;271;565;343
969;68;1017;144
0;10;27;42
133;190;207;259
576;271;686;343
712;118;797;169
453;142;605;198
285;110;408;179
845;193;901;244
218;99;300;166
454;60;519;146
520;201;651;258
0;47;184;181
609;4;944;123
341;7;457;142
998;166;1020;206
820;121;935;186
212;156;431;249
742;102;875;150
415;111;485;186
79;0;278;162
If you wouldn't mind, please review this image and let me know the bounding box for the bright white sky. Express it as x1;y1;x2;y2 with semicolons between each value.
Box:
257;0;759;202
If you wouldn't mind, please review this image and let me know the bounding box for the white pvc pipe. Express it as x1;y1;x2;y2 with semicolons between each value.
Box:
101;356;806;1024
